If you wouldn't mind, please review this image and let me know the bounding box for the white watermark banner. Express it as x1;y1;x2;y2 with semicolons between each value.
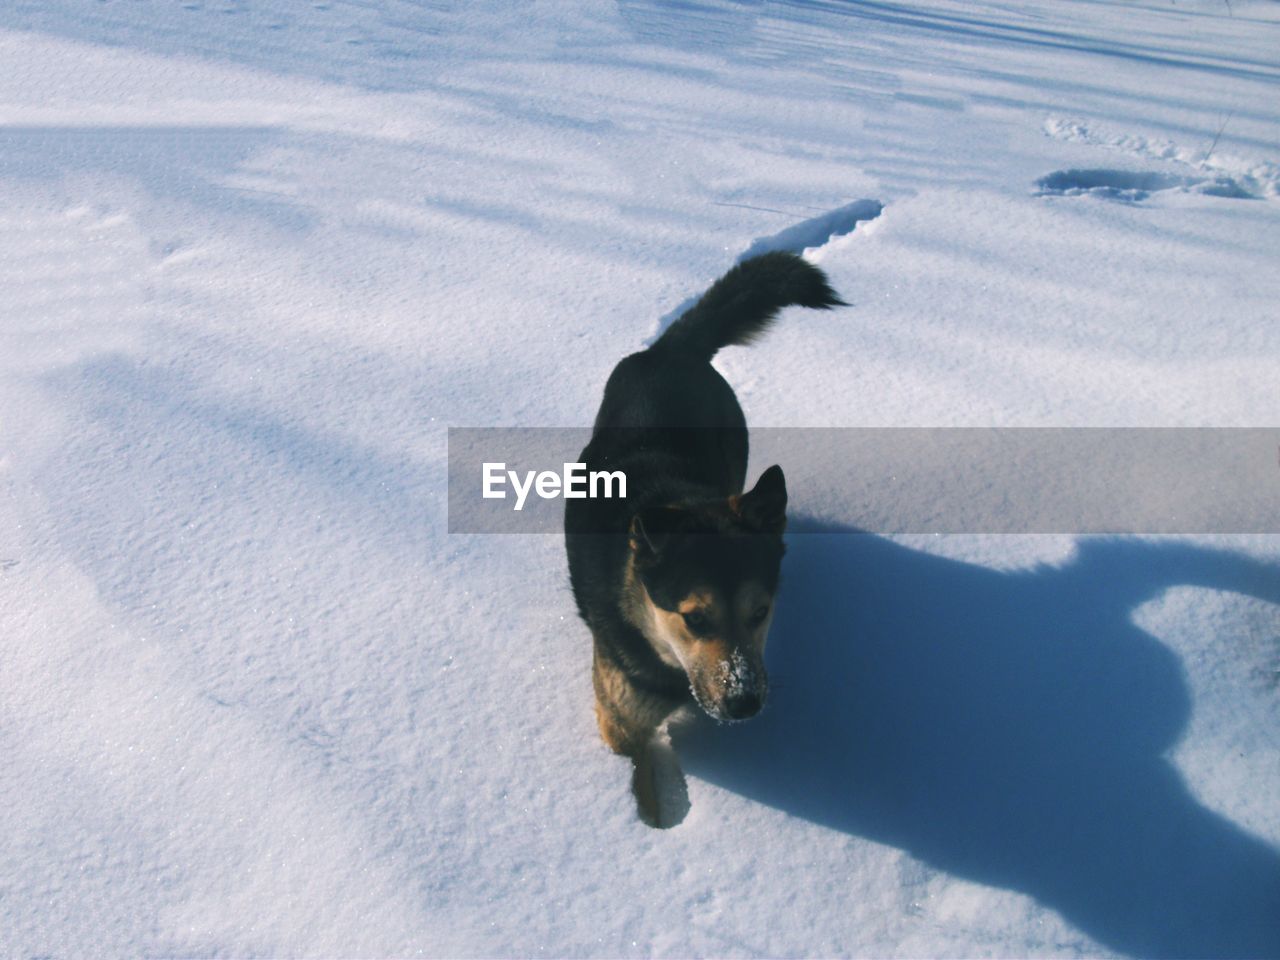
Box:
447;427;1280;534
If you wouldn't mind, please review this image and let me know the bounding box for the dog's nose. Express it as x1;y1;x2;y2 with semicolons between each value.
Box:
723;690;763;720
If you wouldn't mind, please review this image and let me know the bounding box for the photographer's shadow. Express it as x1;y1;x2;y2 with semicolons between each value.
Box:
676;525;1280;958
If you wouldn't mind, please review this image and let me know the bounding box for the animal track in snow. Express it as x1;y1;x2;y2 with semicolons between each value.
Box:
650;199;881;342
1035;168;1257;202
1042;116;1279;199
738;198;883;260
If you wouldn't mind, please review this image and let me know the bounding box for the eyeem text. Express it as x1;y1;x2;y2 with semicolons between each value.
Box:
482;462;627;511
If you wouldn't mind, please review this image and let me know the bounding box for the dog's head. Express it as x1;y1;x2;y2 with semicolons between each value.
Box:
626;465;787;722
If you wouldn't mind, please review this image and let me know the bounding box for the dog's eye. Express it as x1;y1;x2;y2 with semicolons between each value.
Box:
749;604;770;625
682;610;712;635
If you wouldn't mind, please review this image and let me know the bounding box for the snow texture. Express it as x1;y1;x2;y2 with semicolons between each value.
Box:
1;1;1279;957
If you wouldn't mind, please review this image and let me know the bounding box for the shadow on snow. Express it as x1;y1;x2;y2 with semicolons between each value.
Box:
677;523;1280;958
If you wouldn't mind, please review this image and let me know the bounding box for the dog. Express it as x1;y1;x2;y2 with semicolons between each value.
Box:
564;251;845;825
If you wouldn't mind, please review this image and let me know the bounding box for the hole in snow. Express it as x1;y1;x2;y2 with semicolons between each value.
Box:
1035;168;1256;202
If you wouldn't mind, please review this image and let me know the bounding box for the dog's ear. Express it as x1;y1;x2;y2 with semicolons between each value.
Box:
629;507;683;559
731;464;787;534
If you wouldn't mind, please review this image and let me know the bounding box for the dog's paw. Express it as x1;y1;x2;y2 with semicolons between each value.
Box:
632;736;690;829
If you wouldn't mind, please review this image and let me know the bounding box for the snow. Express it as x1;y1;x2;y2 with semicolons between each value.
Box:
1;0;1278;956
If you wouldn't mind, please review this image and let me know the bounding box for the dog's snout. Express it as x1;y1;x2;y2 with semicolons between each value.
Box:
723;689;763;720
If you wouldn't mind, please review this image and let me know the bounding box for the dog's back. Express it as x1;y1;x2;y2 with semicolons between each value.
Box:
572;249;844;517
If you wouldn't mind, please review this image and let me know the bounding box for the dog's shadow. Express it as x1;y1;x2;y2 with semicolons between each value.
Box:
674;524;1280;958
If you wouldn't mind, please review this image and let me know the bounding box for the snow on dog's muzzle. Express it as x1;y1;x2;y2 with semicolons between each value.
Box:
698;649;767;722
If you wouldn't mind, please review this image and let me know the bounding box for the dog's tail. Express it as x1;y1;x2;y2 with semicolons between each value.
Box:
653;251;846;361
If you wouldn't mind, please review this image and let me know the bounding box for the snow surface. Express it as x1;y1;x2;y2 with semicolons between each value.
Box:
1;1;1278;956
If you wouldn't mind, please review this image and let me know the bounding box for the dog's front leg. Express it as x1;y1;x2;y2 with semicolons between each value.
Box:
630;742;662;829
626;725;692;830
592;646;680;827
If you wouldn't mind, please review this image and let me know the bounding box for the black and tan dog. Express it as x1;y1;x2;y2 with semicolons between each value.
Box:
565;251;845;825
